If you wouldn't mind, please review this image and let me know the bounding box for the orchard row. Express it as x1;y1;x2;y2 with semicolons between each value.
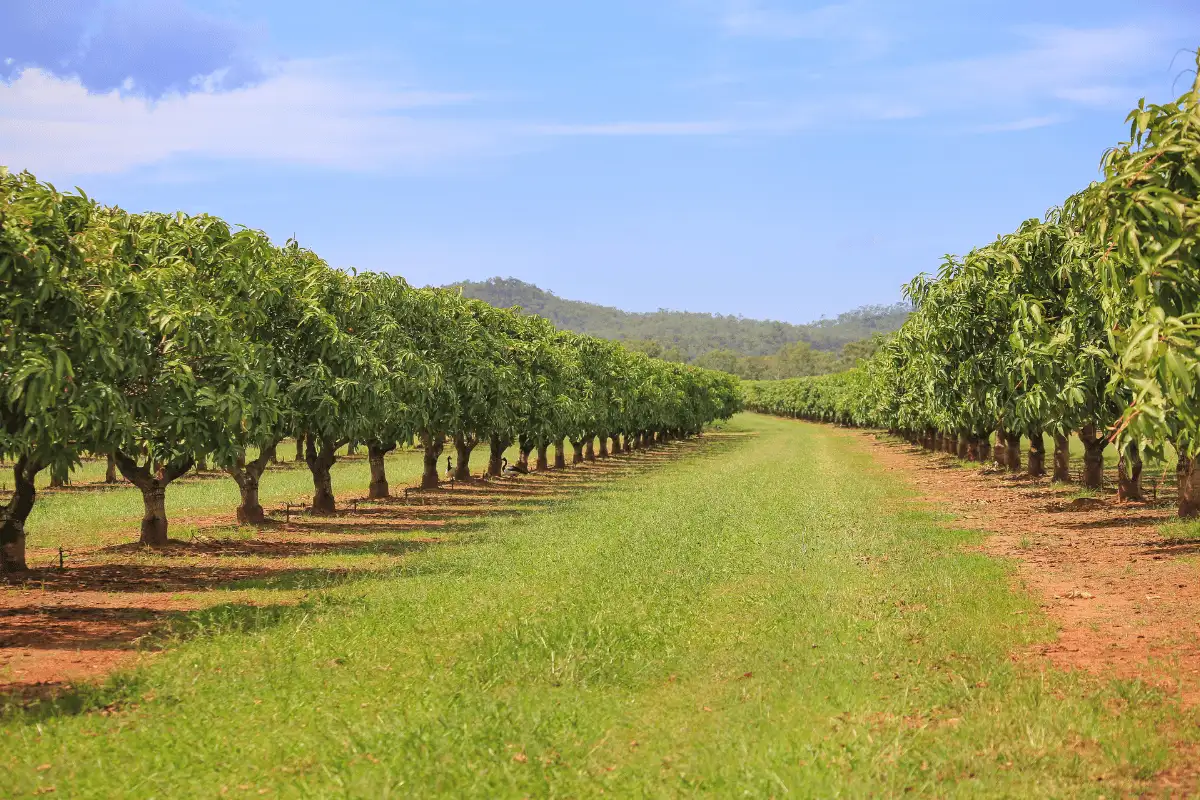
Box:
747;57;1200;517
1;171;741;570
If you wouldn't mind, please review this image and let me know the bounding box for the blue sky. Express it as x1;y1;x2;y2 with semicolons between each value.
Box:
3;1;1199;323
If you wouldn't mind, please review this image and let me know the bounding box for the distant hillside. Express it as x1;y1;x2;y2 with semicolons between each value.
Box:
447;277;909;362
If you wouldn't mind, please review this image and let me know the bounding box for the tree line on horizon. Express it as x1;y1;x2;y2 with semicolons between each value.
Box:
451;277;910;365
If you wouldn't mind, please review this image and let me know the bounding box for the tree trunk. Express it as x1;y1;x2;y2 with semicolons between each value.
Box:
585;438;596;461
453;433;475;480
516;435;533;472
1027;430;1045;478
294;436;304;462
105;453;118;484
488;434;509;477
611;434;621;454
978;432;991;464
49;469;66;488
1052;432;1071;483
535;443;550;471
228;442;275;525
347;441;358;456
368;442;396;499
1178;453;1200;518
571;438;585;465
420;431;444;490
597;435;609;458
956;433;969;460
305;434;343;513
114;450;194;546
0;456;44;572
555;438;567;469
1004;433;1022;473
1117;443;1143;502
1079;424;1106;490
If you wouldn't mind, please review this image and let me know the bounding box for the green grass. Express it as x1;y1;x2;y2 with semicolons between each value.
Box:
2;414;1196;797
14;440;525;551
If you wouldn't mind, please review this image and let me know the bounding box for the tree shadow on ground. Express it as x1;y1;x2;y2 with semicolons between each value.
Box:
0;432;751;699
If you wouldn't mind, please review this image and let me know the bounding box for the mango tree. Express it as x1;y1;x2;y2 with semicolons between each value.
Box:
1078;58;1200;514
0;172;139;569
101;210;280;544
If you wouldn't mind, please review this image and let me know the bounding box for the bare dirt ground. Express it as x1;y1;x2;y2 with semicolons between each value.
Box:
0;439;732;701
850;431;1200;707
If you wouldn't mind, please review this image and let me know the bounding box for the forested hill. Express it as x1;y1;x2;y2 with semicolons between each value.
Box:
448;277;909;361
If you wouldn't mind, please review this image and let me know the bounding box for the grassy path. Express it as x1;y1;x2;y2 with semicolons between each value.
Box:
3;414;1197;796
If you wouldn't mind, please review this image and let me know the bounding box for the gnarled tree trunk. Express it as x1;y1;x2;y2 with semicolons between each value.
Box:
114;450;195;546
488;433;510;477
1116;443;1143;502
305;434;344;513
555;438;567;469
453;433;476;481
1079;424;1106;490
977;431;991;464
611;434;621;454
597;435;609;458
294;435;304;462
535;442;550;471
420;431;444;490
368;441;396;498
105;453;118;484
956;433;969;460
1004;433;1022;473
570;438;585;465
584;437;596;461
1;455;44;572
1052;432;1071;483
993;426;1007;469
228;441;276;525
1178;451;1200;518
1027;430;1045;478
517;436;533;472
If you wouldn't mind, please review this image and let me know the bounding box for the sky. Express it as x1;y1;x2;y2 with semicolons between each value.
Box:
3;1;1199;324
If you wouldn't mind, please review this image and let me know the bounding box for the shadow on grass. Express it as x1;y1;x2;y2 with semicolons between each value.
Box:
0;432;753;707
0;598;320;723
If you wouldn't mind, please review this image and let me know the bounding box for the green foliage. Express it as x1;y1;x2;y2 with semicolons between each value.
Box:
746;54;1200;485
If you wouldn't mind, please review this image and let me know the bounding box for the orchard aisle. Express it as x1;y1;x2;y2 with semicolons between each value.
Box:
3;415;1198;796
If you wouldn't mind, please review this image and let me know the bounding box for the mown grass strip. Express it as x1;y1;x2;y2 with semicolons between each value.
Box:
2;414;1196;797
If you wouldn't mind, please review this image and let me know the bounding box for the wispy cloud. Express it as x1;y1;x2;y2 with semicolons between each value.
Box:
718;0;890;57
529;120;736;136
0;62;495;176
0;19;1180;180
970;115;1067;134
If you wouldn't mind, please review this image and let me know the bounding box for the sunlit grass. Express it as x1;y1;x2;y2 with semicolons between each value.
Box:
1;415;1196;797
16;440;525;551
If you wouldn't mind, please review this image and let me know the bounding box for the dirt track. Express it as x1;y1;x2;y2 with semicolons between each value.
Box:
853;430;1200;706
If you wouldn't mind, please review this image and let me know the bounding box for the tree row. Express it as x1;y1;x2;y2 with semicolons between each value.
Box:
0;171;741;571
746;57;1200;517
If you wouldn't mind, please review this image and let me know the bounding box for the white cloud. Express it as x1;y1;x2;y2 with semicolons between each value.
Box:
719;0;890;58
892;25;1167;114
970;115;1067;134
0;61;497;176
0;22;1180;179
529;120;737;136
